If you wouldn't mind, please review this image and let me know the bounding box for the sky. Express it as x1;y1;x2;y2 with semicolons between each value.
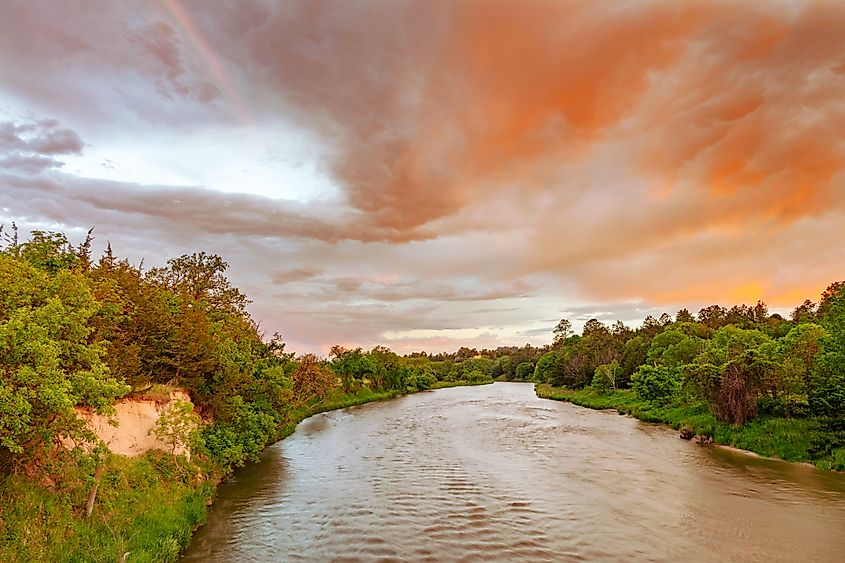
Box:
1;0;844;355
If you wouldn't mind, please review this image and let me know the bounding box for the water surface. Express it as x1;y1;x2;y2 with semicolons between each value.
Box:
183;382;845;562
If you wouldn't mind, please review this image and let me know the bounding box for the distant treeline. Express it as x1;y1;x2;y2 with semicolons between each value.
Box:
529;290;845;429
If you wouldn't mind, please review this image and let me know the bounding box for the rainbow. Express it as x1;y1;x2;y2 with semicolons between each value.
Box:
158;0;253;126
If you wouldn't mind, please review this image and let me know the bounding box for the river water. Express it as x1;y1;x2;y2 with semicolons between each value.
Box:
182;382;845;562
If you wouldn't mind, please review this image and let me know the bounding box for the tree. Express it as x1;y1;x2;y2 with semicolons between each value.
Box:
675;308;695;324
631;365;680;405
641;315;664;337
330;347;376;392
697;305;727;329
647;329;702;369
683;326;771;424
532;352;559;383
810;283;845;417
791;299;817;323
15;230;79;273
369;345;401;389
0;256;129;457
147;252;249;315
619;335;649;387
611;320;632;340
818;281;845;318
150;399;201;467
515;361;534;380
553;319;573;345
582;319;608;338
290;354;336;409
496;355;513;379
779;324;827;388
592;361;621;393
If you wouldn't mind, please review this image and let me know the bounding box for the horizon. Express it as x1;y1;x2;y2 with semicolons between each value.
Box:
2;0;844;355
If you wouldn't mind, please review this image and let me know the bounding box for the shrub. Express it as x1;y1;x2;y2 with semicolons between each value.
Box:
631;365;680;406
591;362;620;394
514;362;534;380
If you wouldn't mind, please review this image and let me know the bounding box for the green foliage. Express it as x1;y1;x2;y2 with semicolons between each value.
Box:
591;361;621;394
532;352;558;383
514;361;534;380
631;365;680;406
682;326;772;424
810;282;845;418
0;256;129;455
619;335;649;386
151;399;202;464
810;353;845;418
329;346;376;392
648;329;702;369
147;252;249;315
4;226;845;561
16;230;80;273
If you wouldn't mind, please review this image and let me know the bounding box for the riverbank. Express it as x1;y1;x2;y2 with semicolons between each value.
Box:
535;384;844;471
0;381;487;562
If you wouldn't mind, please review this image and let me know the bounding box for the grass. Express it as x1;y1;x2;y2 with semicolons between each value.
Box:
0;452;213;562
536;384;842;470
0;380;485;561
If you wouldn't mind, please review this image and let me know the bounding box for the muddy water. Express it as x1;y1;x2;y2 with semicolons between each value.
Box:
182;382;845;562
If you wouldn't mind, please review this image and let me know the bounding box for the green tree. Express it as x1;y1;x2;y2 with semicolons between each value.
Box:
515;361;534;380
619;335;650;386
147;252;249;315
532;352;559;383
553;319;573;346
683;326;771;424
150;399;202;467
631;365;680;405
592;361;621;393
811;283;845;418
675;308;695;323
0;256;129;456
330;346;376;392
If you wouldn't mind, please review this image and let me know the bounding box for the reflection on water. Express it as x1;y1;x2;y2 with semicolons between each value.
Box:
182;383;845;562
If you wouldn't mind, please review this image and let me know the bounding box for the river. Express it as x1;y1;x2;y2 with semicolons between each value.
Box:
182;382;845;562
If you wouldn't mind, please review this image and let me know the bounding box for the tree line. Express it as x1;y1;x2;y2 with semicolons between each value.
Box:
530;286;845;458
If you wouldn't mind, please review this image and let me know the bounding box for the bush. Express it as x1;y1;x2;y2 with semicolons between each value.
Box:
631;365;680;406
591;370;611;394
514;362;533;380
809;353;845;418
591;361;621;394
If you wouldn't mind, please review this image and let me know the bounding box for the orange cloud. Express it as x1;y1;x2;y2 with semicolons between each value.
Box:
3;0;845;353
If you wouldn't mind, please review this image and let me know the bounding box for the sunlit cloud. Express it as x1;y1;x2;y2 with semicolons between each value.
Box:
1;0;843;353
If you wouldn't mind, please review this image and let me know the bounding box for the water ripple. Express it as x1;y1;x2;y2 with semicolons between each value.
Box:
183;383;845;562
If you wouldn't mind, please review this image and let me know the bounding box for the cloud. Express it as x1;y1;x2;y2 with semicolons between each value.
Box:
1;0;844;354
0;168;440;243
282;276;532;304
0;119;83;172
271;267;322;284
